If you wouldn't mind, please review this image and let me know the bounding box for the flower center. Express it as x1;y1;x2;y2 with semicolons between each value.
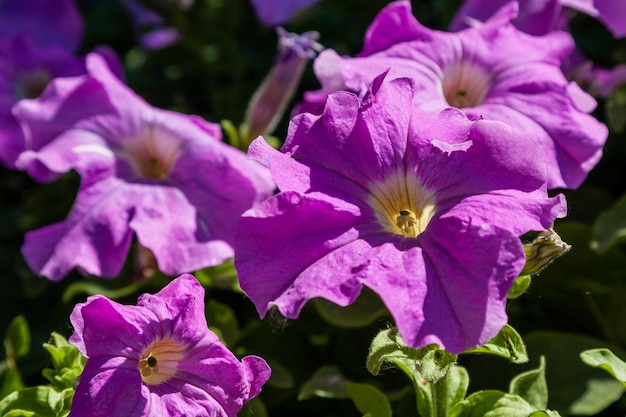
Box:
440;59;492;108
121;123;184;180
368;169;437;238
138;337;186;385
15;68;51;100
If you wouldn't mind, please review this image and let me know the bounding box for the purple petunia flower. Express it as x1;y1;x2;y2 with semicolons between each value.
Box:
0;36;85;168
13;53;275;281
0;0;84;51
249;0;320;26
303;1;608;190
450;0;626;38
69;273;271;416
235;72;566;354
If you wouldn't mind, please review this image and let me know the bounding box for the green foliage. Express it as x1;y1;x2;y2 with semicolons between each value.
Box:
464;324;528;364
0;333;82;417
581;348;626;388
345;382;393;417
509;356;548;410
591;193;626;253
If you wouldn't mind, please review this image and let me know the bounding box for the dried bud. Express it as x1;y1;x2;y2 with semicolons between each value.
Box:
521;228;571;276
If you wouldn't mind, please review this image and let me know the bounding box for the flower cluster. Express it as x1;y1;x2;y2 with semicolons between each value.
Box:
1;0;622;415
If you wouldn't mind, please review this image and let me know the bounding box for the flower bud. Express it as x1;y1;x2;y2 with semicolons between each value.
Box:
243;27;322;145
520;228;571;276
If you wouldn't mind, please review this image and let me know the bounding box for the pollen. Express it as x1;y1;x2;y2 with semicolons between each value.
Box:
440;59;493;109
139;337;187;385
368;169;436;238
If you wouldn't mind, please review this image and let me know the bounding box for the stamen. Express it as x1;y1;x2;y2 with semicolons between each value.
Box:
369;169;437;238
138;337;186;385
441;59;492;108
121;123;184;180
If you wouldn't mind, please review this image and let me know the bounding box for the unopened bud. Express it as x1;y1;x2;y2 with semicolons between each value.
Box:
521;228;571;276
243;28;323;145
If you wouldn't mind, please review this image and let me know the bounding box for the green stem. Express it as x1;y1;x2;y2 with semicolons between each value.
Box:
430;369;449;417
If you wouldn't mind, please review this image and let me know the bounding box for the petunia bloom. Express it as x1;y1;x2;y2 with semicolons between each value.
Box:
235;72;566;354
450;0;626;38
249;0;320;26
0;0;84;51
14;52;275;281
69;273;271;416
0;36;84;168
303;1;608;189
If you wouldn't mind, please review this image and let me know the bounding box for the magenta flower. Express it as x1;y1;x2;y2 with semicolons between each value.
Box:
0;36;85;168
304;1;608;189
69;274;271;417
450;0;626;38
235;73;566;354
0;0;84;51
14;53;275;281
249;0;320;26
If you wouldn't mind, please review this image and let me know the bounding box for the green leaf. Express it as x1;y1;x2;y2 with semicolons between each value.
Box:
0;386;73;417
41;333;86;390
606;83;626;133
507;275;532;299
62;280;147;303
529;411;562;417
524;332;625;415
463;324;528;364
193;259;242;293
4;316;30;360
345;382;392;417
446;365;469;410
262;357;294;389
449;390;534;417
580;348;626;388
314;288;387;328
238;396;268;417
509;356;548;410
206;299;240;347
298;366;348;400
591;193;626;253
367;328;457;383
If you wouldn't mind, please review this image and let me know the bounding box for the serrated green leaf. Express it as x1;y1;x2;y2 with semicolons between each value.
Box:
298;366;348;400
591;193;626;253
345;382;392;417
449;390;534;417
580;348;626;388
463;324;528;364
510;356;548;410
4;316;30;360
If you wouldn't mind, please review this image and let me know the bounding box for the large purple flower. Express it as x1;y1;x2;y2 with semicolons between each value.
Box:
450;0;626;38
69;273;271;416
0;36;85;168
303;1;608;189
0;0;84;51
235;73;566;354
249;0;320;26
14;53;275;280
